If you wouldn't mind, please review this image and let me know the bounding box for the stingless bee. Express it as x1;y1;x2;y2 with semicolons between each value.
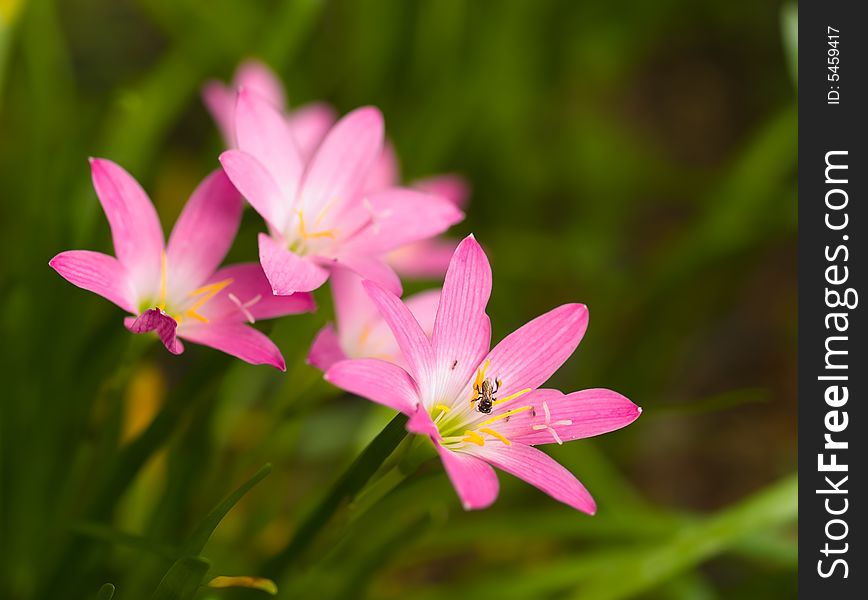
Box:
472;377;502;414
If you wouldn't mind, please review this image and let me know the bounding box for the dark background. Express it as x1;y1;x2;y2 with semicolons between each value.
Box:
0;1;797;598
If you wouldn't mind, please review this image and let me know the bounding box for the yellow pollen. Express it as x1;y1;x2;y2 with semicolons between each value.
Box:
479;428;511;446
434;404;451;413
183;278;234;324
297;210;336;240
461;430;485;446
493;388;533;406
474;360;490;389
157;252;168;310
478;405;532;427
357;324;372;348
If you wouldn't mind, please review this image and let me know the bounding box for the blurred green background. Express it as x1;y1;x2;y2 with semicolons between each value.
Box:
0;0;797;598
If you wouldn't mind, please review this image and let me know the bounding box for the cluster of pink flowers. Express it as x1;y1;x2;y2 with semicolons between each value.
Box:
51;60;640;512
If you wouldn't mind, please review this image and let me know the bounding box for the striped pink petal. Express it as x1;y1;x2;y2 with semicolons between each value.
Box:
469;443;596;514
50;250;136;313
166;170;242;294
89;158;164;300
436;444;500;510
483;304;589;399
496;388;641;446
180;321;286;370
126;309;182;354
325;358;419;414
363;280;436;390
258;233;329;295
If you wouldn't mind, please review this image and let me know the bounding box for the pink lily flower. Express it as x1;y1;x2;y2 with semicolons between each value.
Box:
325;236;641;511
202;59;335;154
204;60;467;280
49;159;315;369
219;90;464;295
307;266;441;371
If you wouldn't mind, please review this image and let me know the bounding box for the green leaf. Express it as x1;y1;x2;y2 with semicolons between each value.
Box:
263;413;408;577
95;583;115;600
150;556;210;600
71;522;178;560
781;4;798;86
570;474;797;599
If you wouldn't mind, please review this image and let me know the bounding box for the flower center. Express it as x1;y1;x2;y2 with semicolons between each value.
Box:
148;252;233;326
433;360;532;449
288;210;337;255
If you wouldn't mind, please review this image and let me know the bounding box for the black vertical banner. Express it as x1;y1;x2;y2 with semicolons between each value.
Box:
800;2;867;596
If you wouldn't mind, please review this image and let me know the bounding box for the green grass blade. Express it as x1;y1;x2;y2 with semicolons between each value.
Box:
182;463;272;556
571;474;797;599
263;413;408;578
149;556;210;600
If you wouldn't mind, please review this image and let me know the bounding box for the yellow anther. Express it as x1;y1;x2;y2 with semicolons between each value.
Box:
157;252;168;310
478;405;532;427
184;278;234;324
473;360;491;390
493;388;532;406
479;428;511;446
297;210;336;240
461;430;485;446
434;404;451;413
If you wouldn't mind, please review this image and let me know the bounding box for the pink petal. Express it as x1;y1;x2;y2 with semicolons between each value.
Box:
234;88;303;208
329;265;378;341
166;170;242;293
50;251;136;313
307;324;347;371
470;443;596;514
413;174;470;209
436;444;499;510
484;304;589;398
89;158;164;298
363;141;399;193
298;106;384;221
234;60;286;110
431;235;492;400
386;238;459;279
180;322;286;370
258;233;329;294
200;262;316;322
497;388;642;446
403;289;442;336
201;80;236;147
334;255;402;296
362;280;436;390
341;188;464;256
126;309;183;354
325;358;419;414
219;150;288;232
288;102;337;159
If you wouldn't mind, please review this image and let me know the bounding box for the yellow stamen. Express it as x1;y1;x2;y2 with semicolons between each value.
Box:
297;210;336;240
157;252;168;310
493;388;532;406
461;430;485;446
479;427;511;446
478;405;532;427
474;359;490;390
313;197;340;227
184;278;234;324
434;404;451;413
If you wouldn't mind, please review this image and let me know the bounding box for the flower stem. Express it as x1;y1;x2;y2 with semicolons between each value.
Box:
263;412;409;579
